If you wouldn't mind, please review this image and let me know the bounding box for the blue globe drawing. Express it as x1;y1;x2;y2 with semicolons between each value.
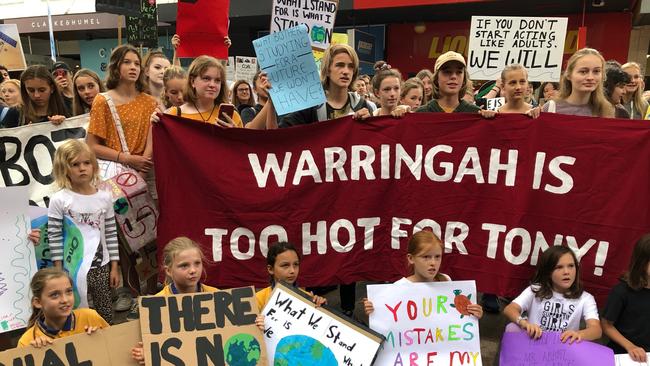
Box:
274;335;337;366
224;333;261;366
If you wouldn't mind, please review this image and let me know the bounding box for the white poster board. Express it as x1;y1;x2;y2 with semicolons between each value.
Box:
368;280;482;366
261;283;384;365
234;56;258;85
226;56;235;84
467;16;568;82
0;187;36;333
615;353;650;366
486;97;505;111
270;0;339;50
0;115;89;207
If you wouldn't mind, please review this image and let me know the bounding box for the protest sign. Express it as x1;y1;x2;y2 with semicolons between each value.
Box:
270;0;338;51
253;25;326;115
261;282;383;365
615;353;650;366
500;331;615;366
177;0;229;59
153;112;650;305
0;115;88;207
0;187;35;334
234;56;258;85
99;171;158;252
0;24;27;71
226;56;235;83
368;281;481;365
0;320;141;366
486;97;505;111
139;286;267;366
126;0;158;49
467;16;568;82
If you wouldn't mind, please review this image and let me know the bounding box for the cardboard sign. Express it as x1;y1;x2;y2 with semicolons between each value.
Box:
0;24;27;71
0;187;34;334
0;320;141;366
615;353;650;366
500;330;615;366
368;280;482;366
126;0;158;49
0;115;88;207
253;25;326;115
234;56;258;85
99;171;158;252
139;286;267;366
486;97;505;111
270;0;338;51
467;16;568;82
261;283;384;365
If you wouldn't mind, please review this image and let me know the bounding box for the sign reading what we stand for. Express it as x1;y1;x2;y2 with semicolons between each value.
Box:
368;281;481;366
261;282;384;365
153;112;650;306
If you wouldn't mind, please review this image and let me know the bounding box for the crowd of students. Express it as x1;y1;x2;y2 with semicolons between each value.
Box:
1;37;649;364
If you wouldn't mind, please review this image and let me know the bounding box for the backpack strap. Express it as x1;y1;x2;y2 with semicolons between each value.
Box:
101;92;130;154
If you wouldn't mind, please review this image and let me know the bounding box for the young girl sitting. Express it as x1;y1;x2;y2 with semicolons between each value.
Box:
497;64;540;118
602;234;650;362
503;246;601;343
256;242;326;311
542;48;614;118
48;140;119;324
18;268;108;348
363;230;483;318
132;236;217;364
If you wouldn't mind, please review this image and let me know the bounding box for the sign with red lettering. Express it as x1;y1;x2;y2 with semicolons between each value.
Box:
153;113;650;305
176;0;229;59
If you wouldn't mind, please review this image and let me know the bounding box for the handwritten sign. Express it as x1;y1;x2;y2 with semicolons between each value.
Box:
467;16;568;82
500;331;615;366
139;286;267;366
226;56;235;83
261;283;384;366
0;115;88;207
368;280;482;366
486;97;505;111
234;56;258;85
126;0;158;48
253;25;326;115
0;24;27;71
270;0;338;51
0;320;141;366
0;187;34;334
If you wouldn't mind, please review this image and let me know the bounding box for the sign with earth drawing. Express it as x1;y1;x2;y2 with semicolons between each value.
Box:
139;286;267;366
269;0;339;50
368;280;483;366
261;282;384;365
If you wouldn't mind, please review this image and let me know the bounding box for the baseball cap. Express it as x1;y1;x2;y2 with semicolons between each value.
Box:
52;62;70;72
434;51;466;74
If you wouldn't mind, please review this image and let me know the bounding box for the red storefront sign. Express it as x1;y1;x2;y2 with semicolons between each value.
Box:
387;12;631;77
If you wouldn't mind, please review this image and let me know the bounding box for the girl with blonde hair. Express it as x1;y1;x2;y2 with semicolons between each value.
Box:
621;62;648;119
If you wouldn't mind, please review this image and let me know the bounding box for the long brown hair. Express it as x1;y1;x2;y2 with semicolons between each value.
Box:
19;65;70;125
407;230;448;282
72;68;105;116
558;48;614;118
416;69;434;104
531;246;583;299
28;268;73;329
623;234;650;290
231;80;255;107
105;45;146;92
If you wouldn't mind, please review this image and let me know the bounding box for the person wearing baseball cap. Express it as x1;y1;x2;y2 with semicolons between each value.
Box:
416;51;495;118
52;61;74;114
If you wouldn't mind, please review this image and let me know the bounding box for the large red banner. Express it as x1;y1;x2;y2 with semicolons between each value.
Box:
153;113;650;304
176;0;229;59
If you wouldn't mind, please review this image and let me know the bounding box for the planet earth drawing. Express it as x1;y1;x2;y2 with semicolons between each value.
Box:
224;333;262;366
274;335;337;366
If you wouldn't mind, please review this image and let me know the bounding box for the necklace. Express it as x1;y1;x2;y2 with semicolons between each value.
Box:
192;101;217;123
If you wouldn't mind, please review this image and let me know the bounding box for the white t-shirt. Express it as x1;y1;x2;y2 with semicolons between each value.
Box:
394;273;452;284
512;285;599;332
